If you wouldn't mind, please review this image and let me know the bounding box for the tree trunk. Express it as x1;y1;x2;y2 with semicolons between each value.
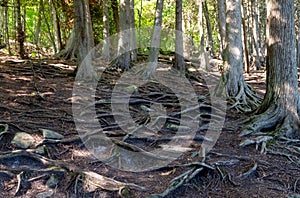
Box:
174;0;185;73
41;1;56;53
217;0;226;59
241;4;250;73
74;0;96;81
114;0;131;70
34;0;43;46
203;0;214;57
251;0;262;70
143;0;164;79
111;0;120;32
102;0;110;60
129;0;137;62
4;1;11;54
242;0;299;138
50;0;62;52
197;0;204;47
214;0;260;112
16;0;25;58
197;0;210;71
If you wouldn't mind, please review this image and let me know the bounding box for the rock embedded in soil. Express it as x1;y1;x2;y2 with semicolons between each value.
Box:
35;190;54;198
40;129;64;140
46;174;59;188
11;132;35;149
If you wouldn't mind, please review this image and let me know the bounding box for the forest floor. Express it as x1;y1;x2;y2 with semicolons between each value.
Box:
0;52;299;198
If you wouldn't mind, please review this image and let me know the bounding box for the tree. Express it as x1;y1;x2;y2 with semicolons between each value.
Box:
16;0;26;58
143;0;164;79
102;0;110;60
174;0;185;72
242;0;299;138
217;0;226;58
214;0;259;112
114;0;131;70
197;0;210;71
251;0;262;70
203;0;214;57
50;0;62;52
111;0;120;32
129;0;137;62
74;0;96;80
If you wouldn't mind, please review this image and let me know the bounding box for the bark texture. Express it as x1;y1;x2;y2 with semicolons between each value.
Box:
174;0;185;73
214;0;260;112
143;0;164;79
242;0;299;138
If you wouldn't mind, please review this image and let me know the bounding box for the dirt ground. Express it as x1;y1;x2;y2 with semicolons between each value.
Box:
0;52;299;198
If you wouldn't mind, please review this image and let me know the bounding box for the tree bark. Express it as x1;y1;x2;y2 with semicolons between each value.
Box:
197;0;210;71
242;0;299;138
241;4;250;73
115;0;131;70
50;0;62;52
203;0;214;57
16;0;25;58
111;0;120;32
74;0;96;80
217;0;226;59
143;0;164;79
174;0;185;73
129;0;137;62
4;1;11;54
251;0;262;70
102;0;110;60
34;0;43;46
214;0;260;112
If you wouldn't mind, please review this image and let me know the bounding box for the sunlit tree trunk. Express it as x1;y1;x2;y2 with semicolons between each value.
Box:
143;0;164;79
41;1;56;53
130;0;137;61
50;0;62;52
174;0;185;72
217;0;226;58
115;0;131;70
34;0;43;46
214;0;259;112
242;0;299;138
102;0;110;60
197;0;210;71
74;0;96;80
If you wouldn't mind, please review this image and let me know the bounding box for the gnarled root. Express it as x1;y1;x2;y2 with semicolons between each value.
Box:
240;102;300;138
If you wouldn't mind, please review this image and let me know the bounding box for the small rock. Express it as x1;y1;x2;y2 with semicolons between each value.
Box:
35;190;54;198
11;132;35;149
46;174;59;188
40;129;64;140
34;146;45;155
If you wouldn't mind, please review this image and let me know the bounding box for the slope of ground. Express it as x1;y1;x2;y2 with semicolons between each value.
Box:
0;54;299;197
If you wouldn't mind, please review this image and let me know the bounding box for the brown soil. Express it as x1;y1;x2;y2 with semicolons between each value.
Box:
0;53;299;198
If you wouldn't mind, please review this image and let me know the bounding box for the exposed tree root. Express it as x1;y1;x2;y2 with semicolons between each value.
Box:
214;74;261;113
149;162;214;198
240;102;300;139
0;150;146;196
